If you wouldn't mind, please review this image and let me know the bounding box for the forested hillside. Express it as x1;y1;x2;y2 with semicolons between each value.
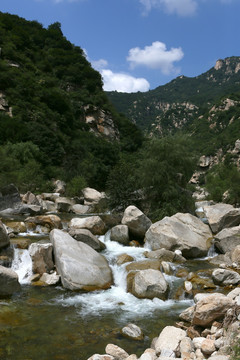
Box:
0;12;142;193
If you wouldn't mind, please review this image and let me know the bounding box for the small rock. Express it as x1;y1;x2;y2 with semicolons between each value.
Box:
121;323;144;341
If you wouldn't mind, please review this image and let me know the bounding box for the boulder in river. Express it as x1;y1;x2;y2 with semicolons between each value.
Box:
131;269;168;300
121;323;144;341
29;241;54;275
214;225;240;253
110;225;129;245
121;205;152;239
50;229;112;291
212;268;240;286
202;203;240;233
68;228;105;251
69;216;107;235
0;265;21;296
145;212;212;259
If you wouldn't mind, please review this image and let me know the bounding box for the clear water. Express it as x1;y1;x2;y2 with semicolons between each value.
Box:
0;225;215;360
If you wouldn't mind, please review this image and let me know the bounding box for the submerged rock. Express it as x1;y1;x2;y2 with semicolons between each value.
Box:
121;323;144;341
50;229;112;291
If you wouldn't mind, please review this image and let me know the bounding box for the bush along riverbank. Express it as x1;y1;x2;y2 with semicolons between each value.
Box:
0;184;240;359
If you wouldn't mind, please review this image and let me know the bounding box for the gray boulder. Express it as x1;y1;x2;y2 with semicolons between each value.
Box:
56;197;75;212
110;225;129;245
82;187;103;204
214;225;240;253
155;326;186;357
145;212;212;259
68;228;105;251
0;265;21;296
203;203;240;233
70;204;91;215
131;269;168;300
212;268;240;286
50;229;112;291
69;216;107;235
0;220;10;250
28;241;54;275
121;206;152;239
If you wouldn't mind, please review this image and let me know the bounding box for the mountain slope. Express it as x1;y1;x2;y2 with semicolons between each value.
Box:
107;56;240;141
0;12;142;191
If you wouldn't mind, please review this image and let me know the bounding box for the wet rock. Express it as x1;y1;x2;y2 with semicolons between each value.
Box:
155;326;186;356
105;344;129;359
69;216;107;236
87;354;114;360
25;215;62;230
126;259;161;272
145;248;186;263
212;268;240;286
121;323;144;341
214;225;240;253
203;203;240;233
0;265;21;296
68;228;105;251
39;272;60;286
145;212;212;259
4;221;27;234
116;254;134;266
110;225;129;245
132;269;168;300
192;293;235;327
28;242;54;275
121;205;152;239
50;229;112;291
0;220;10;249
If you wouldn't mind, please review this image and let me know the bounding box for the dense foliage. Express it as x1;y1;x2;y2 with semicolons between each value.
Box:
106;135;196;220
0;12;142;193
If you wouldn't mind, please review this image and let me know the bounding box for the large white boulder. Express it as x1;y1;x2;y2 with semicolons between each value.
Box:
50;229;112;291
155;326;186;356
145;212;212;259
121;206;152;239
203;203;240;233
214;225;240;253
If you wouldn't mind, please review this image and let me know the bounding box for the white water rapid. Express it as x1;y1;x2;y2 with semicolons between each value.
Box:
54;231;192;318
11;248;33;284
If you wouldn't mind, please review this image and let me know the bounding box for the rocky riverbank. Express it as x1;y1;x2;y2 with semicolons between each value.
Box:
0;184;240;359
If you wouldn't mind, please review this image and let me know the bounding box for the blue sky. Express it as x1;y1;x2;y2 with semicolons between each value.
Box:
0;0;239;92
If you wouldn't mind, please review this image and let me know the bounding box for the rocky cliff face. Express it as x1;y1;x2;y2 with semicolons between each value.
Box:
83;105;120;141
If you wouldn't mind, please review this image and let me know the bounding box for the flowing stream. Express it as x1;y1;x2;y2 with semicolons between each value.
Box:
0;227;214;360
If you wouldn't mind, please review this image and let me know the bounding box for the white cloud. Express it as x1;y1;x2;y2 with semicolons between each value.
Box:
139;0;198;16
127;41;184;75
91;59;109;71
101;69;150;93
